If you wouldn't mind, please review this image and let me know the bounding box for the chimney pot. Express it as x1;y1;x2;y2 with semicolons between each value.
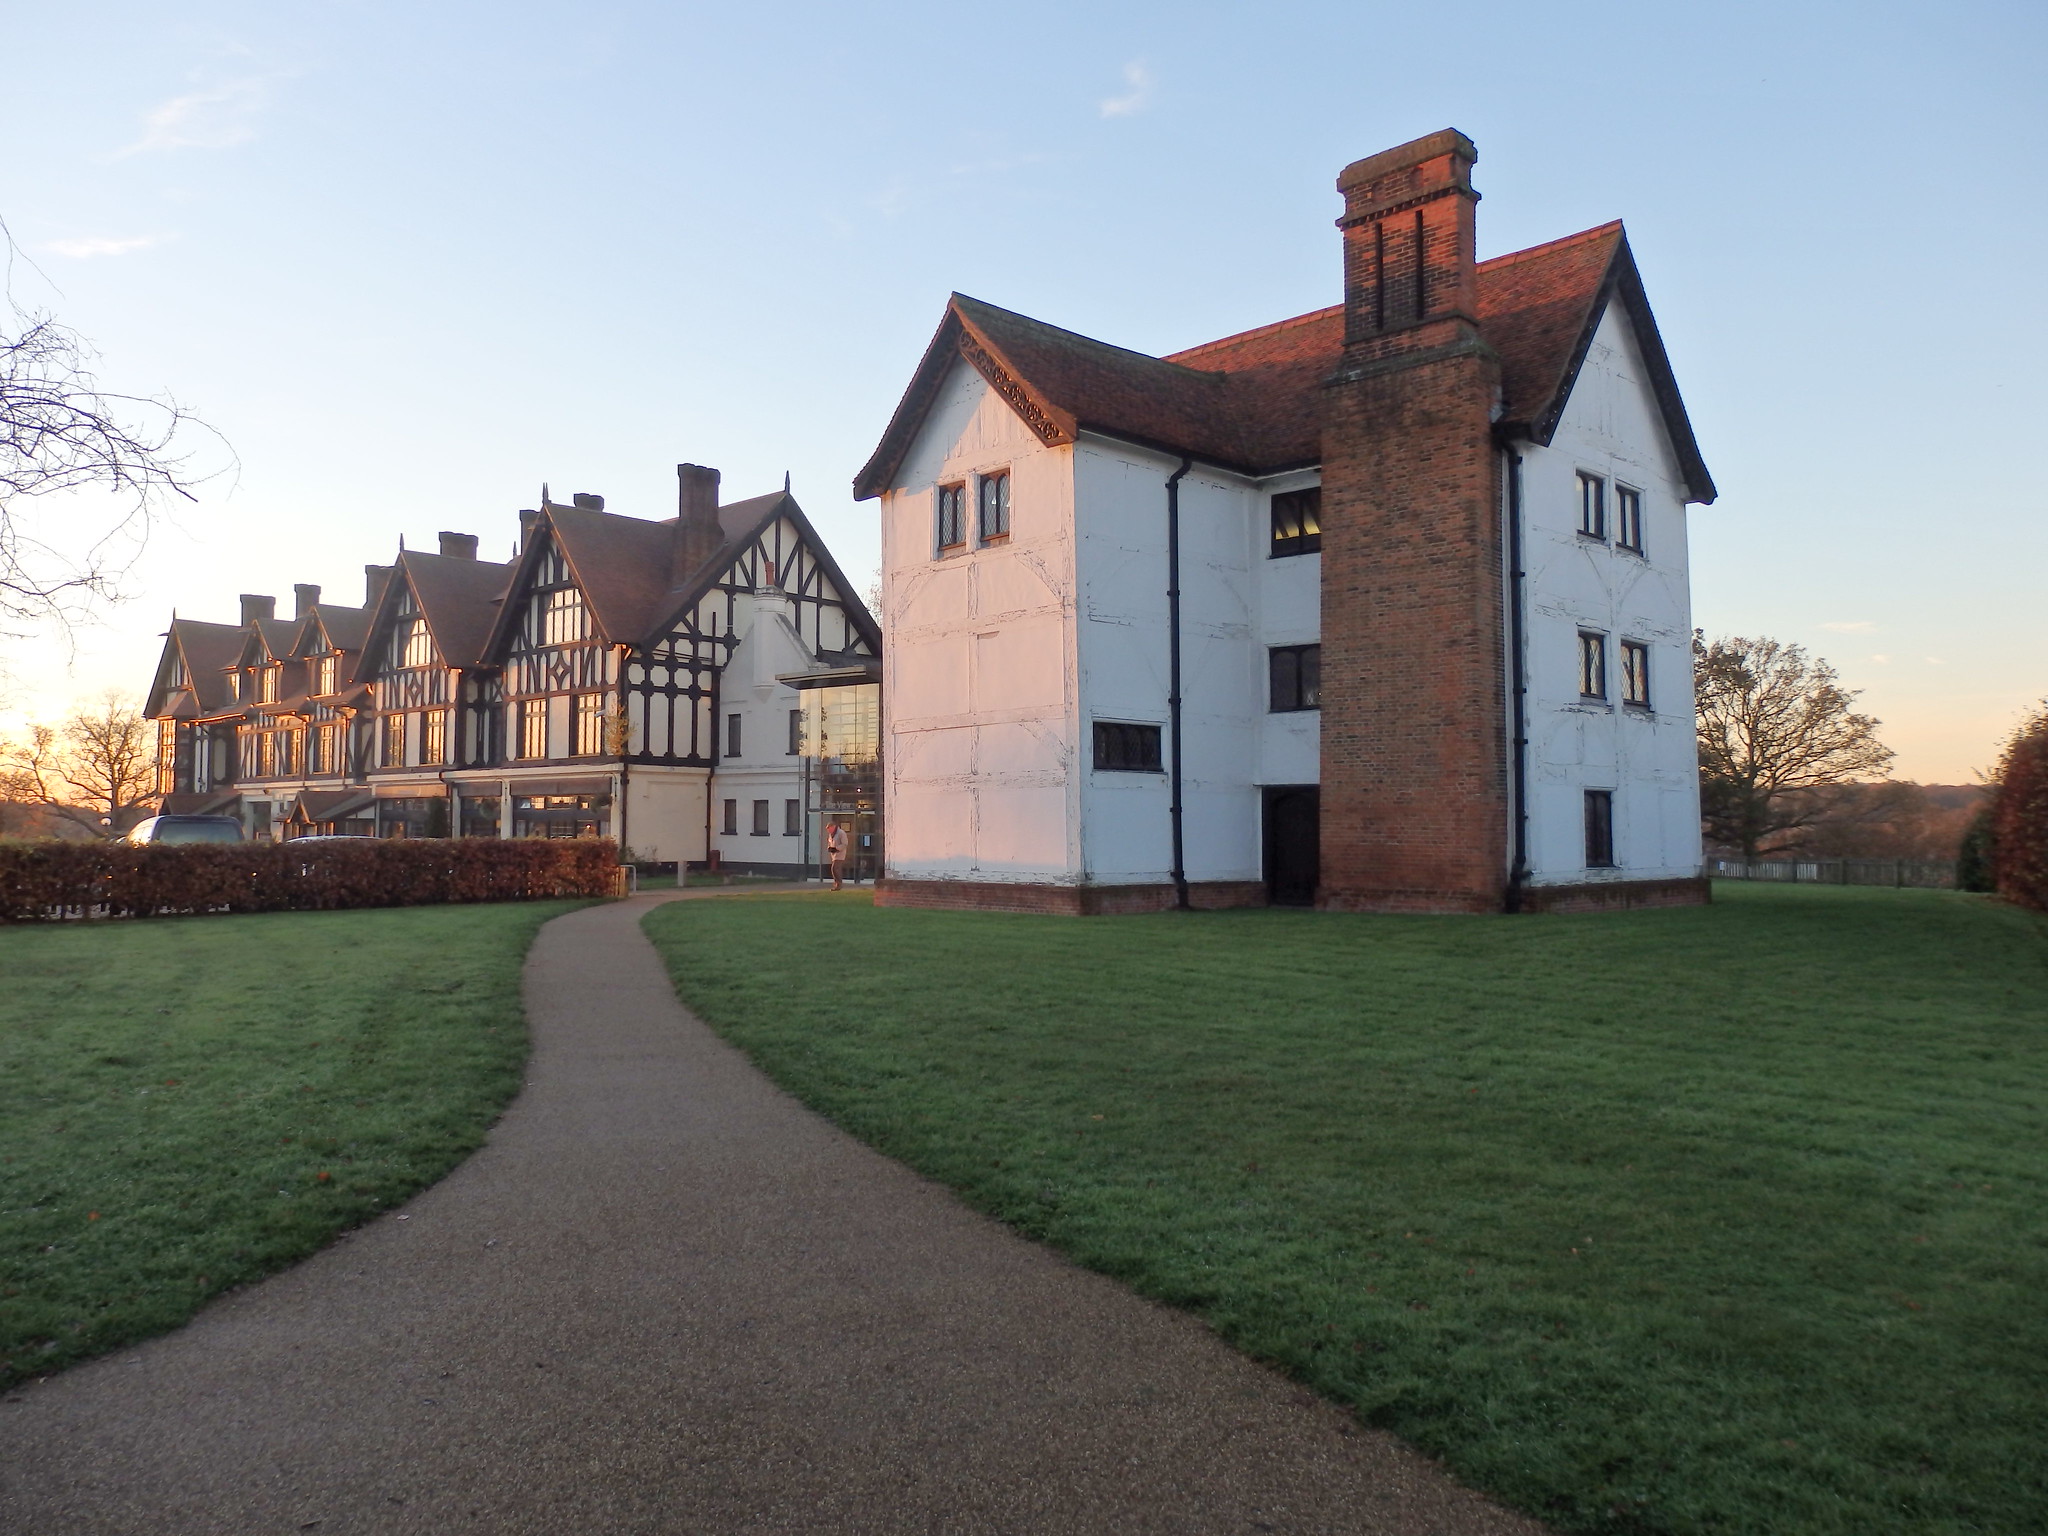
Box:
438;531;479;560
571;492;604;511
239;593;276;627
293;583;321;618
673;463;723;586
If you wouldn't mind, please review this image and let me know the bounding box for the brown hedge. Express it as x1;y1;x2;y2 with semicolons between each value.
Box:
0;838;622;923
1991;706;2048;913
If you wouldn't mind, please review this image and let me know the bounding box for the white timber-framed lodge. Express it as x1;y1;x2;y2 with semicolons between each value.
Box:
857;129;1716;914
146;467;882;875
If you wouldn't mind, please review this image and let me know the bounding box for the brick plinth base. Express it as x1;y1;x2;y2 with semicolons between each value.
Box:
876;879;1269;916
1318;887;1506;915
1516;876;1710;914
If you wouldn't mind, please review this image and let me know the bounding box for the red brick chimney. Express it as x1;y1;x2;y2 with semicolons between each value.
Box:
438;531;478;559
239;593;275;627
1317;129;1507;912
673;463;723;586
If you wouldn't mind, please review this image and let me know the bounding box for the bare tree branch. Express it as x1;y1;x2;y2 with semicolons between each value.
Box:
0;692;160;836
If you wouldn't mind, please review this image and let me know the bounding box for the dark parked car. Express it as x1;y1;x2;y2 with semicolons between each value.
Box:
125;815;245;846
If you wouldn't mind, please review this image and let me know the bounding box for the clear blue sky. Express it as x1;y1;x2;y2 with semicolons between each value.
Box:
5;0;2043;780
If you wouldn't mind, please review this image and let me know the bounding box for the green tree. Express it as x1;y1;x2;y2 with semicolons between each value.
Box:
1693;632;1894;859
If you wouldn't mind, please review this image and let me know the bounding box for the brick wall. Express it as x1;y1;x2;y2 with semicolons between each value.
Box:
1318;130;1509;913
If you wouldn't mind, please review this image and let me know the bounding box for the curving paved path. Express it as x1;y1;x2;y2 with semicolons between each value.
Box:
0;892;1547;1535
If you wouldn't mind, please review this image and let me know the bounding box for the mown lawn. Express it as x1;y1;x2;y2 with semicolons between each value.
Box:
0;901;583;1387
645;884;2048;1536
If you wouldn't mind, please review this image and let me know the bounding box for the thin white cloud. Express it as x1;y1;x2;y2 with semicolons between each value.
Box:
45;233;170;260
1820;620;1878;633
115;79;269;157
1100;61;1154;119
1870;654;1891;664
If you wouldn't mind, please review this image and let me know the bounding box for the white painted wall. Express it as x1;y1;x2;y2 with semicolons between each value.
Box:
880;361;1079;884
1518;299;1702;884
706;590;811;868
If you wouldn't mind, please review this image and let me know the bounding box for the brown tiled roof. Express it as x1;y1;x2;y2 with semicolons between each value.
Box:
857;221;1713;503
301;603;370;656
395;551;513;669
146;618;242;717
546;503;677;644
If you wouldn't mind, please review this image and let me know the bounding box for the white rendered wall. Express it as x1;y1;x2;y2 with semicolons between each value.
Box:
880;361;1079;884
707;594;810;868
1519;300;1703;884
624;767;708;864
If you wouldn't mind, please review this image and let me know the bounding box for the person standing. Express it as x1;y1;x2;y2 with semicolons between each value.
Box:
825;819;849;891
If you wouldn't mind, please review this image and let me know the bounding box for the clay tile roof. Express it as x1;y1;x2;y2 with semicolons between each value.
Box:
307;603;370;655
167;619;244;713
859;220;1712;504
254;617;298;659
545;503;677;644
399;550;513;668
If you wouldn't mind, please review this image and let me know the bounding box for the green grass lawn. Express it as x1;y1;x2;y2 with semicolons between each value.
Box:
0;901;583;1387
645;884;2048;1536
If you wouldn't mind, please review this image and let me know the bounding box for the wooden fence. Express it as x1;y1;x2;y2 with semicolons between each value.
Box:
1708;857;1957;890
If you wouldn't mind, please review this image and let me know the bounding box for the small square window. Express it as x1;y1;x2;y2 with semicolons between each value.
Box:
721;798;738;836
977;471;1010;541
1616;486;1644;553
936;484;967;550
1577;473;1606;539
1270;488;1322;558
1092;720;1163;772
1584;790;1615;868
725;712;742;759
751;799;770;836
784;798;801;835
1621;641;1650;708
1578;631;1608;699
1268;644;1322;712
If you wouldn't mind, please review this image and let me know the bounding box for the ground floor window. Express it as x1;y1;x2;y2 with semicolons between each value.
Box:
784;798;800;835
460;796;502;838
1584;789;1615;868
722;798;738;835
1093;720;1163;772
513;793;608;839
378;796;450;839
751;799;770;836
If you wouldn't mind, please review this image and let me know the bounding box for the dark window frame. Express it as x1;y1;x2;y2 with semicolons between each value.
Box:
1577;472;1607;540
787;708;802;756
1584;789;1616;868
783;798;801;836
1621;640;1651;708
1578;630;1608;700
1615;484;1645;554
1092;720;1164;773
935;483;967;551
977;470;1010;542
725;712;742;760
1270;488;1322;558
1268;643;1322;712
751;799;770;837
721;798;738;836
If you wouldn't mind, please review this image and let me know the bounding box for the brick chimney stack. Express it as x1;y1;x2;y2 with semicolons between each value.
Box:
364;564;394;607
438;531;479;559
239;593;275;627
1317;130;1507;913
673;463;723;587
294;583;321;617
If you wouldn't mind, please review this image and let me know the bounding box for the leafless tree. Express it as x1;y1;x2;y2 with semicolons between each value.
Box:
0;692;159;836
1694;632;1895;858
1;219;227;637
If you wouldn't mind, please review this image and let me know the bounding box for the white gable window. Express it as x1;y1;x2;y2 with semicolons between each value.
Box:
394;616;434;670
1616;485;1644;554
542;588;588;647
1577;472;1607;540
977;470;1010;542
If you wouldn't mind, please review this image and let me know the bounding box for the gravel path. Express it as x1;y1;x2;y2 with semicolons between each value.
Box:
0;891;1548;1535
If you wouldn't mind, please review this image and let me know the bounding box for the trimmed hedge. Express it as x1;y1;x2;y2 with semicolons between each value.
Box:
1992;707;2048;913
0;837;622;922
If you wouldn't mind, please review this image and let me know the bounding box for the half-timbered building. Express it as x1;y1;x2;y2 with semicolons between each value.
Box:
142;467;881;873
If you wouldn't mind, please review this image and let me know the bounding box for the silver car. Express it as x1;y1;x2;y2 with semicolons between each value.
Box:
125;815;246;846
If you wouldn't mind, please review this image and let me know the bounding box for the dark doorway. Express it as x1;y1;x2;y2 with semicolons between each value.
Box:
1263;785;1320;906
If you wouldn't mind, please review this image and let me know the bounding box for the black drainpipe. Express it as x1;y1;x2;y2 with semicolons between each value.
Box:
1504;447;1531;911
1166;456;1193;911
